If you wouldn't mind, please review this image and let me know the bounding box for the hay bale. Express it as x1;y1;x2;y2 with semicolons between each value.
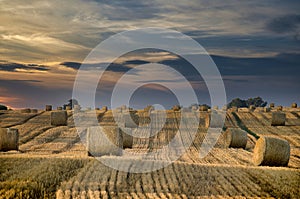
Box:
249;105;256;112
253;136;290;166
57;106;63;110
271;112;286;126
264;107;271;112
269;103;275;108
191;105;198;111
50;111;68;126
205;112;224;128
224;128;247;149
30;109;38;113
102;106;108;112
276;106;283;111
45;105;52;111
199;105;208;112
20;108;31;113
87;126;122;156
74;105;81;111
65;105;72;110
0;128;19;151
254;107;264;112
123;112;139;128
121;128;134;148
212;106;219;110
95;107;100;110
291;103;297;108
172;105;181;111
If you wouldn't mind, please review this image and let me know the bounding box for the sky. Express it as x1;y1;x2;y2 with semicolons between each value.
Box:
0;0;299;109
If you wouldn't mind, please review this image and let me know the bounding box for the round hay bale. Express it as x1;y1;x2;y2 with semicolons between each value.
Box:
249;105;256;112
50;111;68;126
205;112;225;128
269;103;275;108
45;105;52;111
276;106;283;111
199;105;208;112
30;109;38;113
291;103;297;108
191;105;198;111
57;106;63;110
254;107;264;112
253;136;290;166
102;106;108;112
73;105;81;111
212;106;219;110
65;105;72;110
20;108;31;113
224;128;248;149
271;112;286;126
264;107;271;112
87;126;122;156
95;107;100;110
121;128;133;149
172;105;181;111
0;128;19;151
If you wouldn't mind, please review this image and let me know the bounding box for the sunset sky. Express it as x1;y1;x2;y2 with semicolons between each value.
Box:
0;0;299;109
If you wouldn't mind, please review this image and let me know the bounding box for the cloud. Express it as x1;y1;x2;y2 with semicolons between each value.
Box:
266;14;300;34
0;61;49;73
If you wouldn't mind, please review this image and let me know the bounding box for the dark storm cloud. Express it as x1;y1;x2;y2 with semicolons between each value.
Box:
60;60;150;72
0;61;49;73
0;79;72;108
266;14;300;34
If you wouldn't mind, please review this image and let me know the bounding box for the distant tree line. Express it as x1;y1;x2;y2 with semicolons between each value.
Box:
0;104;8;110
227;97;267;108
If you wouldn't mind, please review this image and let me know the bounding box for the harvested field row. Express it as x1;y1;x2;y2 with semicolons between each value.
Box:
56;159;300;198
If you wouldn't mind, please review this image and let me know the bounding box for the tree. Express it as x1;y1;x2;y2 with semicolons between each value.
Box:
228;97;267;108
0;104;8;110
63;99;79;110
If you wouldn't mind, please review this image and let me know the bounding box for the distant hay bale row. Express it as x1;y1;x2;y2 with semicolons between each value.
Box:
65;106;72;110
57;106;63;110
50;111;68;126
30;109;38;113
199;105;208;112
20;108;31;113
291;103;297;108
271;112;286;126
205;112;225;128
224;128;248;149
269;103;275;108
0;128;19;151
249;105;256;111
172;105;181;111
45;105;52;111
87;126;122;156
74;105;81;111
123;112;139;128
102;106;108;112
253;136;290;166
276;106;283;111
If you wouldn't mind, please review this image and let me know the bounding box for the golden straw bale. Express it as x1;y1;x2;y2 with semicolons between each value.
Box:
253;136;290;166
87;126;122;156
224;128;247;149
